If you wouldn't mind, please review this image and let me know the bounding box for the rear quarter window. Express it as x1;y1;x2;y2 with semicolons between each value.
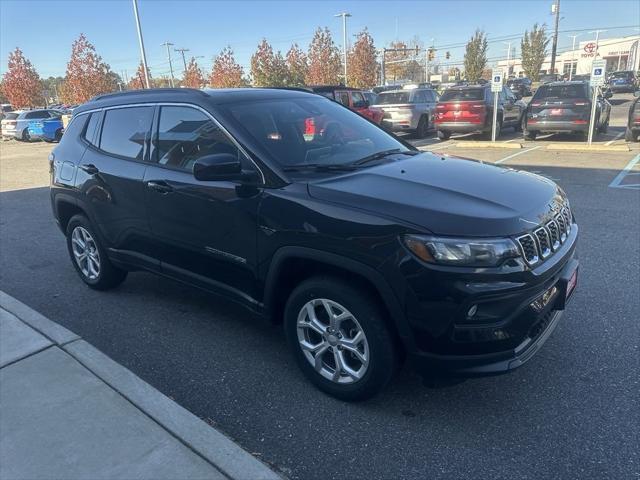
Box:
376;92;411;104
99;106;154;160
534;84;587;100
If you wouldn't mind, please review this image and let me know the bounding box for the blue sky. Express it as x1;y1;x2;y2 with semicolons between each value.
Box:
1;0;638;80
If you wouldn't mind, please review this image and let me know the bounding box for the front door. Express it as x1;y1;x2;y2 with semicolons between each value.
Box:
143;105;262;304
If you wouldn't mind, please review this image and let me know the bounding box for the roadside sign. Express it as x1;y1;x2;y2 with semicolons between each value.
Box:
590;60;606;87
491;70;503;93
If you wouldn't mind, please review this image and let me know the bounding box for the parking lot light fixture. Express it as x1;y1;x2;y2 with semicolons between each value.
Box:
131;0;150;89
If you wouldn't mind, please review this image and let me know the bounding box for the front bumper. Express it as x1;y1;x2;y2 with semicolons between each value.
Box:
399;225;579;377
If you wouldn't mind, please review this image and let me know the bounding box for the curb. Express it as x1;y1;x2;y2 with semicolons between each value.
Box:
545;143;630;152
0;291;282;480
454;141;523;149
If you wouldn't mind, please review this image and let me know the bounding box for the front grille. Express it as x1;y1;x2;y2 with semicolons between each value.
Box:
528;309;556;340
516;203;573;267
516;234;539;265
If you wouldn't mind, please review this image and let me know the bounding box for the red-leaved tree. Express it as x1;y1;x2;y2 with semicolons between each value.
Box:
1;48;43;108
306;28;341;85
210;47;245;88
61;34;116;103
250;39;288;87
348;29;378;88
285;43;308;87
182;57;205;88
128;61;152;90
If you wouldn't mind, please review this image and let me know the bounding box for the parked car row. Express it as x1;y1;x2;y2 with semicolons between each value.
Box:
626;90;640;142
1;108;65;142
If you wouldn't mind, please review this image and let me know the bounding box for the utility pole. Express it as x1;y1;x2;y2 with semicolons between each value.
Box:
567;34;581;80
381;48;386;85
335;12;351;85
503;41;512;76
175;48;190;73
131;0;150;89
161;41;175;87
550;0;560;75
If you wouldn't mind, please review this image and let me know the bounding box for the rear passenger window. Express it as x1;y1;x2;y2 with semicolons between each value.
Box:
59;114;88;143
154;106;239;172
84;112;101;146
338;92;350;106
100;106;153;160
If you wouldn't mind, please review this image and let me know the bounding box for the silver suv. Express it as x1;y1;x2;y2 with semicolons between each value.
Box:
372;87;438;138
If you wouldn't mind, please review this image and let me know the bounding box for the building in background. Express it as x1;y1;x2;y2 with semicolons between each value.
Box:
498;35;639;78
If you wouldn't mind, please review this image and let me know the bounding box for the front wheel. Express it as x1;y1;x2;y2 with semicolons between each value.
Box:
66;214;127;290
437;130;451;140
284;276;399;401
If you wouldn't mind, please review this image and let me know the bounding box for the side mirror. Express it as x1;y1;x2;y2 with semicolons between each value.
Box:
634;90;640;98
193;153;241;181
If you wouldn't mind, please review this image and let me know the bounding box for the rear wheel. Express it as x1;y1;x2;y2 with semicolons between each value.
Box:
523;120;537;140
20;129;30;142
284;276;399;401
437;130;451;140
597;118;609;134
415;116;429;138
626;127;638;142
66;214;127;290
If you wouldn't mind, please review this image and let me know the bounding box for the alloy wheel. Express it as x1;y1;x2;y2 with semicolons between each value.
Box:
71;226;101;280
296;298;370;384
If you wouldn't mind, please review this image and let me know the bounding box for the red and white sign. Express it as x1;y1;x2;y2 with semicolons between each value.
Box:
584;42;597;54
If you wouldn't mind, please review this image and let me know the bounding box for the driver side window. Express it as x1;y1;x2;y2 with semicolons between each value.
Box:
154;106;240;172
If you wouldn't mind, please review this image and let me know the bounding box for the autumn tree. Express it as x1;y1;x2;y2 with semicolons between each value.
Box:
285;43;308;86
182;57;205;88
128;61;152;90
347;29;378;88
60;34;116;103
210;47;246;88
250;39;288;87
384;41;411;82
1;48;43;108
306;27;341;85
521;23;549;81
463;29;488;82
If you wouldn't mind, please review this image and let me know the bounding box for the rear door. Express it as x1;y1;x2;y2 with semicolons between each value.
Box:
143;104;262;302
530;84;590;123
78;105;155;265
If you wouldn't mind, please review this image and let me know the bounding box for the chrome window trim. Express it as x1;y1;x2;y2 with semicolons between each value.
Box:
534;227;551;259
545;219;561;251
516;233;539;265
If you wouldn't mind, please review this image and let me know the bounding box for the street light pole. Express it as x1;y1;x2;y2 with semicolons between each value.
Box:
131;0;150;89
335;12;351;85
567;34;581;80
161;41;176;87
550;0;561;74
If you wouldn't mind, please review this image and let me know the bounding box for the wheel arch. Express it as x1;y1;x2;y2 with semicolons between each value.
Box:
262;246;411;348
55;197;87;233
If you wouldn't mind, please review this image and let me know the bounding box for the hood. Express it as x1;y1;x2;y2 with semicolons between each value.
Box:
307;153;564;237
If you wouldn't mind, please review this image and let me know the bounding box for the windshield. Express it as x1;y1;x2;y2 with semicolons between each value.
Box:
225;96;409;169
534;84;586;99
376;92;411;104
3;113;19;120
439;88;485;102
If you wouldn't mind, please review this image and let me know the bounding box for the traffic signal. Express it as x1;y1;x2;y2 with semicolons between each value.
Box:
445;51;450;60
428;48;435;61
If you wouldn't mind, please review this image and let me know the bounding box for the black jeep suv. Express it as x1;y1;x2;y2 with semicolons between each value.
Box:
50;88;579;400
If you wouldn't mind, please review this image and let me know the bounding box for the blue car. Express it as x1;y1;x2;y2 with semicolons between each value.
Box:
11;109;61;141
28;116;64;142
608;71;638;94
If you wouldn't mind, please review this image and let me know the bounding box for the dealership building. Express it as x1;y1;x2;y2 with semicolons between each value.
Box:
497;35;640;77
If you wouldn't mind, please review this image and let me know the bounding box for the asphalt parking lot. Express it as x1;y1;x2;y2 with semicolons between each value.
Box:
1;93;638;479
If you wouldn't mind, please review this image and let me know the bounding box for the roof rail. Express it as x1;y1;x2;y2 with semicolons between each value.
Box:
90;88;208;102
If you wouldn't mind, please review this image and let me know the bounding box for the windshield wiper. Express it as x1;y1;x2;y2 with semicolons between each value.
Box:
282;163;360;172
352;149;419;166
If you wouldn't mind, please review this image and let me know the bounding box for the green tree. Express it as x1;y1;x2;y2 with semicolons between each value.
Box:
521;24;549;81
285;43;308;86
463;29;488;82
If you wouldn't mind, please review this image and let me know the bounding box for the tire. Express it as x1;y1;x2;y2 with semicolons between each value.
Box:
20;129;30;142
415;116;429;139
54;129;63;142
523;121;537;140
66;214;127;290
625;127;638;142
437;130;451;140
284;276;399;401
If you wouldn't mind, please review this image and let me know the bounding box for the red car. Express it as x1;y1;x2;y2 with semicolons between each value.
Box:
309;86;384;125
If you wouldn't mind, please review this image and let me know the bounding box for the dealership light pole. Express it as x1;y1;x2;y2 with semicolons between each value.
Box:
161;41;176;87
335;12;351;85
567;34;581;80
132;0;150;89
549;0;561;74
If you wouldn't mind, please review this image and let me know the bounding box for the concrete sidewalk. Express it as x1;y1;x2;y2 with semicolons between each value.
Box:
0;291;281;480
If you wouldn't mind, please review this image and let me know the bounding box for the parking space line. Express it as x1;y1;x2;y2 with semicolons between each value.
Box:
503;138;519;143
495;146;543;164
605;132;624;146
609;153;640;189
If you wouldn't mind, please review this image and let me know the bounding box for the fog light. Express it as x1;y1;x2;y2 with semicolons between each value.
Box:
467;305;478;318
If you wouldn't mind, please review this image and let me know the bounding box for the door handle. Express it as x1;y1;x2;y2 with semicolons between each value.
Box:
79;163;99;175
146;180;173;194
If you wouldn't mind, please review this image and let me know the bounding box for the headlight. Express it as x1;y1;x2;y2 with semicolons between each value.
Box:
402;234;520;267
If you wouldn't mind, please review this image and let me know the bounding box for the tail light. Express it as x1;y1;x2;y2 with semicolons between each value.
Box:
572;119;587;124
469;103;486;112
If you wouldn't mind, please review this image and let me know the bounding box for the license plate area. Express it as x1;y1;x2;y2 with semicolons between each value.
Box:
550;108;563;116
555;261;579;310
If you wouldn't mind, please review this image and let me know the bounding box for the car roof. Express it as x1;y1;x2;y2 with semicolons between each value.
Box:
540;81;588;87
75;87;319;115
